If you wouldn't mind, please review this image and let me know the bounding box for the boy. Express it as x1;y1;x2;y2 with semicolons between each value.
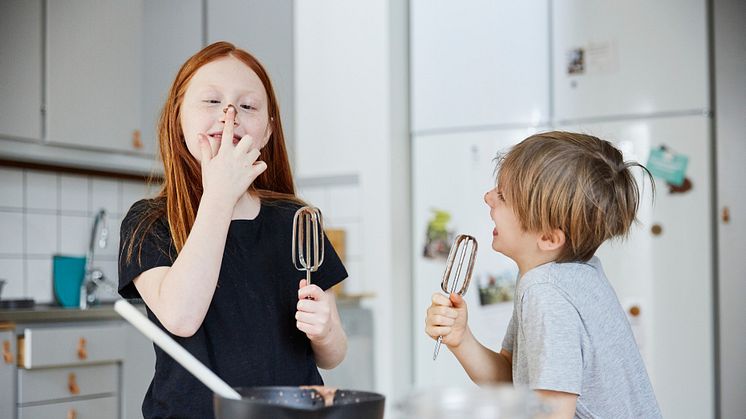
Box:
425;131;661;418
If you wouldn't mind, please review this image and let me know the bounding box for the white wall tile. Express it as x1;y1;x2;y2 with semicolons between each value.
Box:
26;259;53;303
0;167;24;208
91;178;120;216
120;180;149;214
0;258;25;299
96;216;120;258
25;213;57;255
60;215;90;256
0;212;24;254
326;184;361;220
60;174;89;213
93;259;119;302
25;170;58;211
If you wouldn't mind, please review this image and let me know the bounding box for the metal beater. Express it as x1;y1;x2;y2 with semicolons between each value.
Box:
292;206;325;286
433;234;478;361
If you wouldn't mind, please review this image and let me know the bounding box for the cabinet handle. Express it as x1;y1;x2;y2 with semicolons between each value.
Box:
2;340;13;364
132;129;143;149
77;337;87;360
68;372;80;395
67;408;78;419
722;206;730;224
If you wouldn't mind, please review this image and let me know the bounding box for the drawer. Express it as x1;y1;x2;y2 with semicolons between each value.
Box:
22;324;126;368
18;396;117;419
19;363;118;404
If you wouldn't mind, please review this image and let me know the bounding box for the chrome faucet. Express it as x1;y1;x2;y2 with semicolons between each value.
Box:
80;208;108;309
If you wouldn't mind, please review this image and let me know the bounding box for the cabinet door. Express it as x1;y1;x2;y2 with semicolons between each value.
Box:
141;0;203;156
46;0;144;153
0;330;16;419
552;0;708;121
0;0;43;141
19;396;117;419
410;0;550;132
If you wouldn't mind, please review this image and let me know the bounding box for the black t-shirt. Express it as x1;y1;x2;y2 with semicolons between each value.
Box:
118;198;347;419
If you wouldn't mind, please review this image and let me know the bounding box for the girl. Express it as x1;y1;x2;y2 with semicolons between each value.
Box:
118;41;348;419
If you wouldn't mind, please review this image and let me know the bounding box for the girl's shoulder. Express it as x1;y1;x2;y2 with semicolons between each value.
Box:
124;197;165;219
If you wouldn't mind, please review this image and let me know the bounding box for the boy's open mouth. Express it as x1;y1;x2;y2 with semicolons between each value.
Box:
493;227;498;236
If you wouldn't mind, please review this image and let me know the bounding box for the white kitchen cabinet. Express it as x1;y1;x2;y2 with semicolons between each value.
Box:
552;0;709;121
0;0;43;141
207;0;295;148
410;0;549;132
558;115;714;419
46;0;144;154
46;0;202;157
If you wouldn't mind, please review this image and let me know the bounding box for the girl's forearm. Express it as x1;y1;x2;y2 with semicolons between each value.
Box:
450;328;512;384
154;195;233;335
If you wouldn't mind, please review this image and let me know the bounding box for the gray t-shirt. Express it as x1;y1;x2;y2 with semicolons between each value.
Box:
502;257;661;418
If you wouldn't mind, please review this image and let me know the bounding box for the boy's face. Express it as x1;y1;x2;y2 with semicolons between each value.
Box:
484;186;539;261
180;56;273;162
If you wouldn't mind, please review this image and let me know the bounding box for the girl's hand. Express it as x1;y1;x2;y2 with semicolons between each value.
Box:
296;279;333;343
197;106;267;204
425;292;469;348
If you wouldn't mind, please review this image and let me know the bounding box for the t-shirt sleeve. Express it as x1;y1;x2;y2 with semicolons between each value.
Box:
502;312;517;353
118;200;176;299
308;234;348;291
518;283;583;395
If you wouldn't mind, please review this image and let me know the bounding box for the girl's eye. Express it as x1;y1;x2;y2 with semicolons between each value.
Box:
203;100;221;105
239;104;254;110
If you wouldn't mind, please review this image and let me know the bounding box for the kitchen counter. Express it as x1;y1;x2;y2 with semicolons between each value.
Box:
0;301;143;324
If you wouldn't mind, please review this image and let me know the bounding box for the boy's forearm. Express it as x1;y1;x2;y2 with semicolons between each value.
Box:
450;328;512;384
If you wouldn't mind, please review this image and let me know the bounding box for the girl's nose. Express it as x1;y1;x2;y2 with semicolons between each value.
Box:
219;105;240;126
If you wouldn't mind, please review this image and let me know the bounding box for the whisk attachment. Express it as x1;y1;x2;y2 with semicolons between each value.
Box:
292;206;325;286
433;234;478;361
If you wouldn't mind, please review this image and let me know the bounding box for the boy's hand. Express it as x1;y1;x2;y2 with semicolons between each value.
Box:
296;280;332;343
425;292;469;348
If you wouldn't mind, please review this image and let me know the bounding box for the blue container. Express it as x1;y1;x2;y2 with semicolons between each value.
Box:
53;255;86;308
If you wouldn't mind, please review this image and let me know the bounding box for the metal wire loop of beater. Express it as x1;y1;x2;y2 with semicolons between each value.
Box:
292;206;325;286
433;234;478;361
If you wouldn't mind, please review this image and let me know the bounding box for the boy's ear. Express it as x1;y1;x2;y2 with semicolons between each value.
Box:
537;228;565;252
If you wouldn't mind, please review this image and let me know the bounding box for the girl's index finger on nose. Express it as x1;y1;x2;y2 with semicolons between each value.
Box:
221;105;236;152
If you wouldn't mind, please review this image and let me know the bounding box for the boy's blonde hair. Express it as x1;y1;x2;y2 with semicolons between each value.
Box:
496;131;654;263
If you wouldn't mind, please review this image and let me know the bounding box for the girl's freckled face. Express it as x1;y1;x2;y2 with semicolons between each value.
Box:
179;56;272;161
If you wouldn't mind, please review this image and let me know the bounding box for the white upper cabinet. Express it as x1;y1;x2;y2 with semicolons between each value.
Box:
0;0;43;141
410;0;550;132
552;0;709;121
142;0;203;156
46;0;144;153
46;0;202;157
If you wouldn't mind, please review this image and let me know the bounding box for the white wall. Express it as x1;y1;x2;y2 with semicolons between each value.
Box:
293;0;411;412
